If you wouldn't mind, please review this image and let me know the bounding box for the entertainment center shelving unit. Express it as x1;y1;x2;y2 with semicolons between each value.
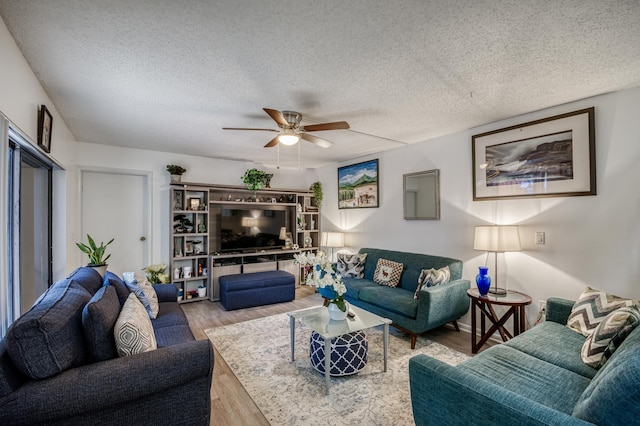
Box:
170;182;320;303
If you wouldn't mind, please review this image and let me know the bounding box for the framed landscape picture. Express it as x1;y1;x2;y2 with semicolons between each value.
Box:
472;107;596;201
338;159;379;209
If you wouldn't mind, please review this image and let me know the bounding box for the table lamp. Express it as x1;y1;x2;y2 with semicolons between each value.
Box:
321;231;344;261
473;225;521;296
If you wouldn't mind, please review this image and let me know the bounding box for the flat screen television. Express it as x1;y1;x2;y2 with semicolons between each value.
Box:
219;207;287;253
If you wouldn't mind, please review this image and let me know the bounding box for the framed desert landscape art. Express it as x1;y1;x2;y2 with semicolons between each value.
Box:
472;107;595;201
338;159;379;209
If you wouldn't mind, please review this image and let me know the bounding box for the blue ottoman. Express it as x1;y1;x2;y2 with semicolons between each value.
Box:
219;270;295;310
310;331;368;376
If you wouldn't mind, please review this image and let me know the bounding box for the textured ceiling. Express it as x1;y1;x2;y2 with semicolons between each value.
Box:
1;0;639;169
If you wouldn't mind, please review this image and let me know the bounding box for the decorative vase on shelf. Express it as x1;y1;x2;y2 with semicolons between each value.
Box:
476;267;491;296
327;301;349;321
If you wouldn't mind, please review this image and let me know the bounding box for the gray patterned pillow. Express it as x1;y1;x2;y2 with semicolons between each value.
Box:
114;294;157;356
567;287;635;337
581;306;640;369
337;253;367;278
123;272;159;319
414;266;451;299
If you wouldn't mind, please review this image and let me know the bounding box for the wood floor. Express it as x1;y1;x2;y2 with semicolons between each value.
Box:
181;286;483;426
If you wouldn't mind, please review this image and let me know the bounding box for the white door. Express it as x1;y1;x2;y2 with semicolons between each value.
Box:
80;170;149;276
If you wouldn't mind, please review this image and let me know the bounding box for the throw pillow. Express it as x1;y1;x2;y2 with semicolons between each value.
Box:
567;287;635;337
6;279;92;379
82;285;120;362
414;266;451;299
373;258;403;288
337;253;368;278
581;305;640;369
104;271;131;307
114;293;158;356
123;272;159;319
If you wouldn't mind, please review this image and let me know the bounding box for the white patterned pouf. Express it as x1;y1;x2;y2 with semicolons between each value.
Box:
309;331;368;376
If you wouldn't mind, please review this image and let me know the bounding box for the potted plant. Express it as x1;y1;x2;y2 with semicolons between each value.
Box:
310;181;323;210
143;263;170;284
241;168;271;199
76;234;114;277
166;164;187;183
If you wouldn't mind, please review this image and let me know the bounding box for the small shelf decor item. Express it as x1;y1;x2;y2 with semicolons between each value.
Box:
37;104;53;153
472;107;595;200
310;181;323;210
294;251;348;320
338;159;379;209
76;234;114;277
241;168;272;197
166;164;187;183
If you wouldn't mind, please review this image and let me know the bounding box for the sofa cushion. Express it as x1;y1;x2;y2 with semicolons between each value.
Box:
581;305;640;369
567;286;635;337
572;325;640;424
414;266;450;299
340;276;378;300
337;253;367;278
114;293;157;356
359;285;418;318
67;266;104;295
459;345;592;414
123;272;159;319
152;302;190;329
104;271;131;307
6;279;92;379
154;325;195;347
373;258;403;287
504;321;597;379
82;285;120;362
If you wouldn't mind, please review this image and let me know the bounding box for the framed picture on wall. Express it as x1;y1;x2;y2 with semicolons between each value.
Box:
472;107;596;201
338;159;379;209
37;104;53;153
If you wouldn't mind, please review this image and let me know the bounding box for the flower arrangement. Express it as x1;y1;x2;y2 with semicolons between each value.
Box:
294;251;347;312
143;263;170;284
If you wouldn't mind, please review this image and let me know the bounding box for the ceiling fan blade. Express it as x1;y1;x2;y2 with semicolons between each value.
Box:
264;135;280;148
263;108;290;127
301;133;333;148
222;127;279;132
301;121;350;132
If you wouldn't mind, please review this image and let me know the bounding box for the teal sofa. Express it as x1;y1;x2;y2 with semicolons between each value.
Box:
409;297;640;425
327;248;470;348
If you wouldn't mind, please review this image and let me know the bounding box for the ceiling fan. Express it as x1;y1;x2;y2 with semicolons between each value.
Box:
223;108;350;148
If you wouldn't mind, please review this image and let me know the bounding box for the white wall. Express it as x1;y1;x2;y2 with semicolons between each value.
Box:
317;87;640;327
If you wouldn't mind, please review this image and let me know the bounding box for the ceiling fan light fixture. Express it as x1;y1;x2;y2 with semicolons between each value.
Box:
278;129;300;145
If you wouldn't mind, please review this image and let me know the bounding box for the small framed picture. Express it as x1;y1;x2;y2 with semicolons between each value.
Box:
37;105;53;153
271;197;277;203
189;198;200;211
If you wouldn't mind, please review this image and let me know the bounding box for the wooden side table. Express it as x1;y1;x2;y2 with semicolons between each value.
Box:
467;288;532;354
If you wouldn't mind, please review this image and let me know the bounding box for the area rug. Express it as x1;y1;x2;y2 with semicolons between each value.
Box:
206;313;469;426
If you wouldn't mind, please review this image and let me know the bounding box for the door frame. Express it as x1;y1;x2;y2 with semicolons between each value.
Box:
76;166;152;270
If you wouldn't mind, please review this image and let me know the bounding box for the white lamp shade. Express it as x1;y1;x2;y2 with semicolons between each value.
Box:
321;232;344;248
279;227;287;240
474;226;522;252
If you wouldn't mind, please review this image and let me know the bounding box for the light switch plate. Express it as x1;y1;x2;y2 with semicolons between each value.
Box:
535;232;545;245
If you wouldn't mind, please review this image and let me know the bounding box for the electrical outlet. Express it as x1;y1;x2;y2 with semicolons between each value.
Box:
538;300;546;313
535;231;545;245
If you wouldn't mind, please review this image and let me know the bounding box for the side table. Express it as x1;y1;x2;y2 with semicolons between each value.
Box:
467;288;532;354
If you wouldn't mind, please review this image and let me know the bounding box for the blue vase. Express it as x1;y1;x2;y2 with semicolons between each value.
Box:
476;267;491;296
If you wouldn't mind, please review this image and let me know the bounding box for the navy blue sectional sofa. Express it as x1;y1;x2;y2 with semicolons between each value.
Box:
409;297;640;425
0;267;214;426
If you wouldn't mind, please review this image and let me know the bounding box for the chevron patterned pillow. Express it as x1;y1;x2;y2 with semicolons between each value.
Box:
581;306;640;369
567;287;635;337
414;266;451;299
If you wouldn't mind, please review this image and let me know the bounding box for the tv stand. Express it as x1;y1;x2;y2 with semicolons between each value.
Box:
170;182;320;303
